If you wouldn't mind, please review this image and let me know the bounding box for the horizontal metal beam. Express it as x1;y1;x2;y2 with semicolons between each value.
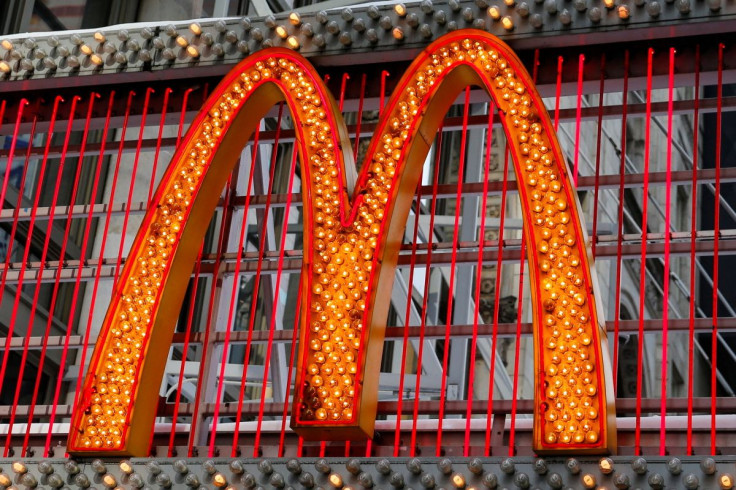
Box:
2;455;735;490
5;317;733;351
0;230;733;284
1;167;733;223
0;0;734;93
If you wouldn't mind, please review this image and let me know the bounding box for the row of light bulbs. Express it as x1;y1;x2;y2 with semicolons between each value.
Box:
0;0;724;76
1;457;736;490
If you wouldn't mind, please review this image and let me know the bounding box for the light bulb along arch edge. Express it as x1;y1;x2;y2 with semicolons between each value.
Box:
67;29;616;457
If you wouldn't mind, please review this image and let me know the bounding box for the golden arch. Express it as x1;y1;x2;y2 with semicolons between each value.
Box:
68;29;616;456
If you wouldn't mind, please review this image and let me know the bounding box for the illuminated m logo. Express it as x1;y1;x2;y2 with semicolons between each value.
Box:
69;29;616;456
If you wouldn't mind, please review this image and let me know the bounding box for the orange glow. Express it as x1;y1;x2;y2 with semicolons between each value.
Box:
68;30;614;456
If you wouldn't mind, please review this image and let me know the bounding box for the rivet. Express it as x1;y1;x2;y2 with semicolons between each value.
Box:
469;458;484;475
701;458;717;475
514;472;531;489
359;472;374;488
407;458;423;475
421;473;436;488
632;457;648;475
559;9;572;24
646;1;661;15
648;473;665;490
482;472;498;489
377;459;392;475
501;458;516;475
567;459;581;475
438;458;454;475
684;474;700;490
613;472;631;489
390;472;405;488
668;458;683;475
547;472;564;489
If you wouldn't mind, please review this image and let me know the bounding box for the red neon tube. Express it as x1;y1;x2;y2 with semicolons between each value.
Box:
24;92;98;453
71;90;136;412
573;54;585;186
3;95;67;454
464;104;494;456
410;124;444;457
393;163;425;456
710;42;724;455
436;87;471;455
591;54;606;254
149;88;173;203
635;48;655;456
46;92;115;456
229;107;284;453
0;114;38;409
613;51;630;392
660;46;676;455
686;45;701;456
254;147;299;456
485;146;510;456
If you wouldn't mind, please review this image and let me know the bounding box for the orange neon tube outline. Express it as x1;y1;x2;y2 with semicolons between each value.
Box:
68;29;616;456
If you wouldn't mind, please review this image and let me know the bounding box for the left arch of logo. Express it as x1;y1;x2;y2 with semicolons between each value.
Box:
68;29;616;456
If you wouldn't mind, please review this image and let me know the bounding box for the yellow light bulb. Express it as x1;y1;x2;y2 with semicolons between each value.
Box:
329;474;344;488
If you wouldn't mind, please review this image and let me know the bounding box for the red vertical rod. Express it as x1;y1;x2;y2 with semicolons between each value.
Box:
0;100;30;322
410;124;444;457
686;45;701;456
71;90;136;411
231;107;284;452
353;73;367;160
437;87;471;455
0;99;29;214
635;47;655;456
660;46;676;456
508;237;526;457
0;114;37;404
278;286;302;457
166;90;200;455
4;95;68;454
573;54;585;186
339;73;350;111
167;243;205;456
254;147;299;456
464;105;494;456
113;88;154;285
148;88;173;203
177;88;195;147
710;43;724;455
166;88;204;458
24;92;98;453
46;91;115;456
554;56;564;131
187;168;239;456
591;55;606;258
485;146;510;456
393;160;425;457
613;51;630;392
380;70;390;114
209;107;269;455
